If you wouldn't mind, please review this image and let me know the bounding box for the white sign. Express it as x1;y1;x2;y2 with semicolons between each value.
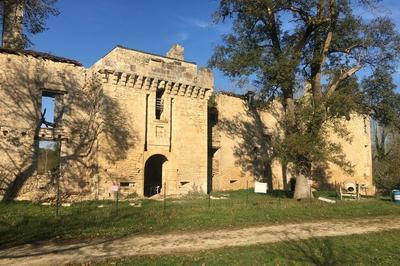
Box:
254;181;268;194
110;185;119;192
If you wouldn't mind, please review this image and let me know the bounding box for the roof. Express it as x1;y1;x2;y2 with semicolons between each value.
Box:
0;47;82;66
217;91;246;99
111;45;197;65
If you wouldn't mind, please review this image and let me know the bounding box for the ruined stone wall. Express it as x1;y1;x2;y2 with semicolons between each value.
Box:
0;46;372;201
0;45;213;202
213;93;374;194
211;93;285;191
325;116;374;194
91;46;213;197
211;94;251;191
0;50;102;201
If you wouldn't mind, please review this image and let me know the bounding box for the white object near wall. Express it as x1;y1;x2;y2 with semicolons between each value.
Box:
110;185;119;192
254;181;268;194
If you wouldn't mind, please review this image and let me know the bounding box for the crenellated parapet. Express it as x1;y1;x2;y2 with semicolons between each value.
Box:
97;69;212;100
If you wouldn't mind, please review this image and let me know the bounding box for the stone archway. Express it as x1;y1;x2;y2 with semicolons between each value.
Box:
144;154;168;197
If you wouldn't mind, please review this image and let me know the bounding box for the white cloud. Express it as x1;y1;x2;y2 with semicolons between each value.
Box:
178;16;212;29
177;16;231;34
176;32;189;42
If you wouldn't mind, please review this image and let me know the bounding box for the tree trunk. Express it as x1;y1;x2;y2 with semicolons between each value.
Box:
2;0;25;49
293;174;313;200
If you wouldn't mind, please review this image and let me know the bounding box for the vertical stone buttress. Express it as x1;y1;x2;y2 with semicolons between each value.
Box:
2;0;24;49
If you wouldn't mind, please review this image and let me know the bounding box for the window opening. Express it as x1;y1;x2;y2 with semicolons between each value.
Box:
37;140;61;174
120;182;134;187
155;88;165;119
41;91;64;128
144;94;149;151
41;94;55;128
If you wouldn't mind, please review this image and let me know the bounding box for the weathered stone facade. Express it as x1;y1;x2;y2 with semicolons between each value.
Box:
0;45;374;201
0;48;92;201
0;45;212;201
91;45;212;198
211;93;374;195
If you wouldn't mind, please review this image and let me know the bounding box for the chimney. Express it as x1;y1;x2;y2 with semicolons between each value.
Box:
245;91;255;106
2;0;25;49
166;44;184;61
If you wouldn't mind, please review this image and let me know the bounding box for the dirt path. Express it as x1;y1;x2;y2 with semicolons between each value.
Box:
1;216;400;265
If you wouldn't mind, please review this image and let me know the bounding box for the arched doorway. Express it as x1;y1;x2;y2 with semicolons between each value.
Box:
144;154;168;197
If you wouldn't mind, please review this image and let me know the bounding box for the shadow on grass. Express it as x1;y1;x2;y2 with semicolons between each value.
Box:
278;232;350;265
0;201;137;250
0;234;127;260
1;192;398;252
267;189;293;198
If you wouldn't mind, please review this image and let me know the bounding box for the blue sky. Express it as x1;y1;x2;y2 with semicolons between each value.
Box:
26;0;400;93
30;0;236;91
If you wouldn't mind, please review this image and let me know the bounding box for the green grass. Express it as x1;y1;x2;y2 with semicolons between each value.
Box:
101;229;400;265
0;190;399;249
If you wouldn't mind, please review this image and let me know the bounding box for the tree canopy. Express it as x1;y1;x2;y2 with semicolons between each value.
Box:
210;0;400;198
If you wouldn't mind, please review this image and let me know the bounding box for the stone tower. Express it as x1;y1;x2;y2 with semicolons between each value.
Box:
2;0;25;49
91;44;214;197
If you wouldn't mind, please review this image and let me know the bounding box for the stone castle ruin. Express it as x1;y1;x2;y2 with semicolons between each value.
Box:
0;2;373;201
0;44;374;201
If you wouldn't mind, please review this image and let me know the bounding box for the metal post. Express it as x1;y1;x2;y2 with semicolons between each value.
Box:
56;173;60;217
246;180;249;206
163;182;166;212
44;148;48;173
56;147;62;217
356;183;360;200
208;192;211;209
116;189;119;216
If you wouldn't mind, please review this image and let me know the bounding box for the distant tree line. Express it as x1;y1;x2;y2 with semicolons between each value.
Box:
37;141;60;174
373;127;400;194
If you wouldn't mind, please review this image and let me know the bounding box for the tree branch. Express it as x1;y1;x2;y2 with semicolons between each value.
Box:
293;25;314;54
265;5;281;53
326;65;362;96
328;44;365;55
285;6;312;24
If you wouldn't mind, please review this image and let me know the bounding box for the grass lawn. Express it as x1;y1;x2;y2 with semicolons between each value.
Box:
0;190;399;249
101;229;400;265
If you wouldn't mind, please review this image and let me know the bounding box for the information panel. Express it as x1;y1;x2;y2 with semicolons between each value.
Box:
254;181;268;194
